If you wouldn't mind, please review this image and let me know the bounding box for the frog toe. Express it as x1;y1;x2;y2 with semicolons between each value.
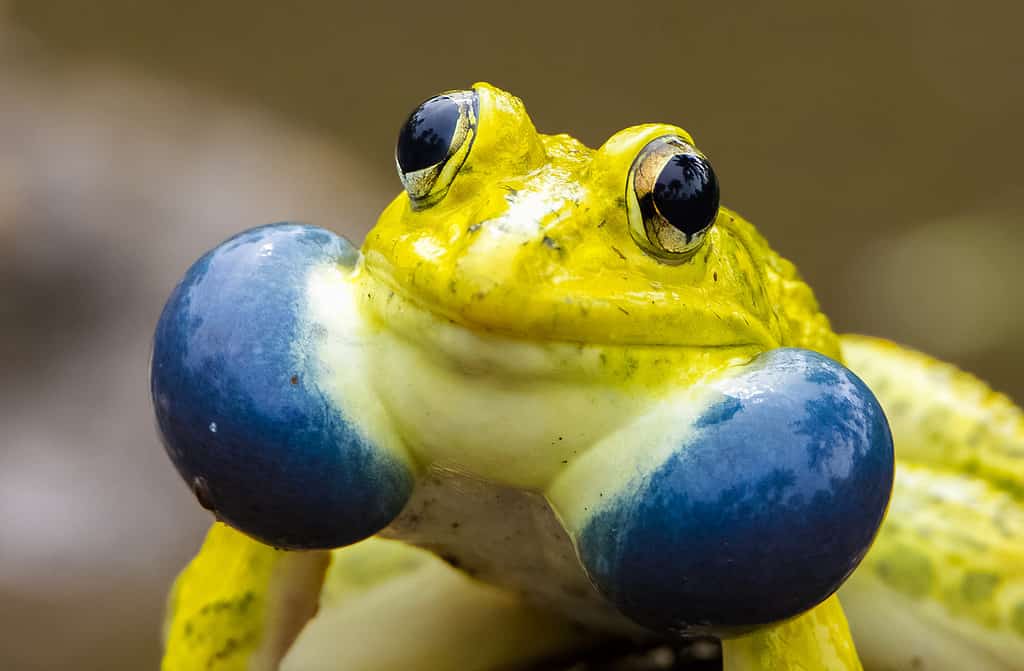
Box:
573;348;894;636
151;223;414;550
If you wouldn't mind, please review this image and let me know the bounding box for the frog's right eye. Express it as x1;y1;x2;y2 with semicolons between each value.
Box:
396;90;479;209
626;135;720;262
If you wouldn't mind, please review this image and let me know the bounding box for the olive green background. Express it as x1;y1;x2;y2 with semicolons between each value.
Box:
0;2;1021;669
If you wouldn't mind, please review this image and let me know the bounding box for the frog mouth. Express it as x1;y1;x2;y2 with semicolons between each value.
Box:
357;259;777;385
359;252;780;352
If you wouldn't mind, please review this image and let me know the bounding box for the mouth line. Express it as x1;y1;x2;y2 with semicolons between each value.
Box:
360;265;770;353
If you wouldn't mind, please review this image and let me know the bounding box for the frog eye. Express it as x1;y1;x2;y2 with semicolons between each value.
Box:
396;90;479;209
627;135;720;261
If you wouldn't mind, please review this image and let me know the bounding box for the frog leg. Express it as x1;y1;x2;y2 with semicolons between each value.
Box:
547;347;892;664
162;523;330;671
840;335;1024;670
164;523;595;671
721;595;862;671
840;465;1024;670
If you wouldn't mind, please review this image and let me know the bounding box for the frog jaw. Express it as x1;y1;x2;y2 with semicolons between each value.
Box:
357;261;768;385
350;264;767;490
361;204;783;353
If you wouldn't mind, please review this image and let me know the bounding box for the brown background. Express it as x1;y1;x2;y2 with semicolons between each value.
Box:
1;2;1021;669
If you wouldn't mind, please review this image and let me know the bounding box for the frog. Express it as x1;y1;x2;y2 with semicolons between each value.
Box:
150;83;1024;671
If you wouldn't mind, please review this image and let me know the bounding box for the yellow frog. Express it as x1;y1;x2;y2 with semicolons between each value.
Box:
151;83;1024;670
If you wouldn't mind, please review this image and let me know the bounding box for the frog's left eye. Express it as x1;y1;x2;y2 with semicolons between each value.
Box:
627;135;720;261
396;90;479;209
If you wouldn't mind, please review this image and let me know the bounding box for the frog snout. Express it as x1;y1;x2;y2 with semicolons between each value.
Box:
151;223;414;550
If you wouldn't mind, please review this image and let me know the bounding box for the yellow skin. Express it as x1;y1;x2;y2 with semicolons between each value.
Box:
162;84;1024;670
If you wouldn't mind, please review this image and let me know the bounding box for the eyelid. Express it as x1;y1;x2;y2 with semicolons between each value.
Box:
626;134;718;262
396;90;479;209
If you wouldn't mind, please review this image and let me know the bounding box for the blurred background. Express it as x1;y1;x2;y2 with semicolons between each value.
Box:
0;2;1021;669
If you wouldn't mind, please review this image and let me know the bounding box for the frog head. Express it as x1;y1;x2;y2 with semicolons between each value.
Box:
363;83;838;373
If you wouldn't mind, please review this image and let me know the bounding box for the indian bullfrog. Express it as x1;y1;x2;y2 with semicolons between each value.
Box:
151;83;1024;670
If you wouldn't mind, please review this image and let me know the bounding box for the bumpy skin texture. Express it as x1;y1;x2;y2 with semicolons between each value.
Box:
838;337;1024;670
154;84;1023;670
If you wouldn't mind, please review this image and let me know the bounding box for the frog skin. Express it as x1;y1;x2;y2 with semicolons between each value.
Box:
151;83;1024;671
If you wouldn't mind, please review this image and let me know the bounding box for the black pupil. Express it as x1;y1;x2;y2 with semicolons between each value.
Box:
396;95;461;174
652;153;720;238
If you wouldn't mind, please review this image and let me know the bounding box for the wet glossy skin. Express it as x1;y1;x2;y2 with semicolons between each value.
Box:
154;83;944;669
365;87;829;355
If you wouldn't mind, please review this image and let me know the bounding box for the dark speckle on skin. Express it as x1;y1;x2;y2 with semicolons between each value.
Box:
440;553;462;569
1012;601;1024;636
611;246;627;261
960;571;1000;602
213;637;239;662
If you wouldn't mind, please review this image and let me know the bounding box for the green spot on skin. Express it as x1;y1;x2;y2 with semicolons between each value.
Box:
960;571;1001;603
876;545;935;598
998;478;1024;499
1012;602;1024;636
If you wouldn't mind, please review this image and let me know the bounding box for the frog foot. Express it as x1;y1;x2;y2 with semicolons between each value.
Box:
151;223;415;549
549;348;894;638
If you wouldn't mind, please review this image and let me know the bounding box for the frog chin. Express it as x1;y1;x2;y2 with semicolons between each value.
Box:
348;270;765;489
